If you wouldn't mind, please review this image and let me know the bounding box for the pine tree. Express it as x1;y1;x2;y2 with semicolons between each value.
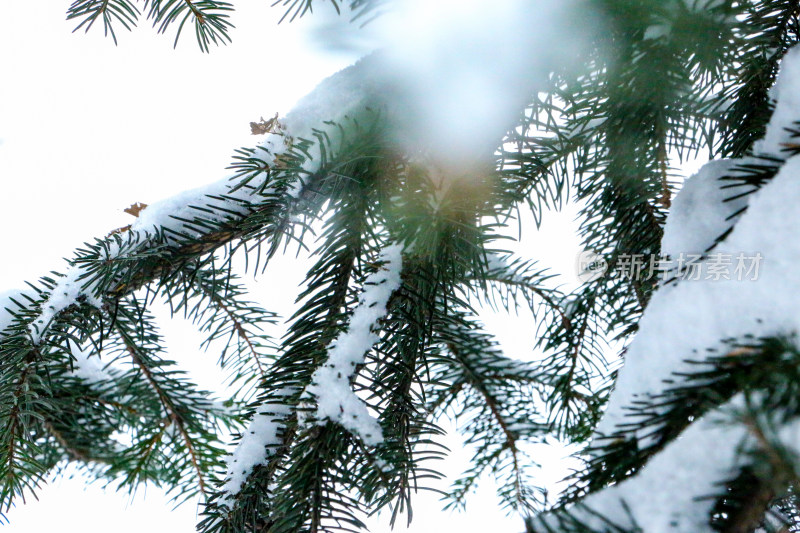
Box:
2;1;800;532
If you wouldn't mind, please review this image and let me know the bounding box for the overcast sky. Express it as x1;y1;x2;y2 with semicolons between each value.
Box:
0;2;585;532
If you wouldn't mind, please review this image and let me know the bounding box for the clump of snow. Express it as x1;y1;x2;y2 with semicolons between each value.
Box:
306;0;599;170
280;55;381;145
68;341;116;385
537;395;799;532
221;392;293;499
307;243;404;446
129;176;256;238
754;46;800;158
29;267;103;344
660;159;747;257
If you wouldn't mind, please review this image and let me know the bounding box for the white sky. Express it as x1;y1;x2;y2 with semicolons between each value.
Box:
0;2;584;532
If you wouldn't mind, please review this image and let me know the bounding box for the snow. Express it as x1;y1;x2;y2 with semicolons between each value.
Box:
291;0;604;183
753;46;800;158
281;55;381;147
7;287;114;383
537;394;800;532
68;341;116;385
657;45;800;266
306;243;404;446
659;159;747;257
126;54;392;238
221;391;293;499
29;267;104;344
129;177;253;237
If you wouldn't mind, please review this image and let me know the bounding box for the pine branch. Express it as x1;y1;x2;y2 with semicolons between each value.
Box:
716;0;800;157
0;352;43;510
118;321;208;494
160;265;278;400
441;334;545;514
105;297;231;501
144;0;234;52
42;420;92;464
67;0;235;51
67;0;140;45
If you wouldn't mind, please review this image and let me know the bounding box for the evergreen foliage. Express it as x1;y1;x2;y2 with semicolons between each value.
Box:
3;1;800;532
